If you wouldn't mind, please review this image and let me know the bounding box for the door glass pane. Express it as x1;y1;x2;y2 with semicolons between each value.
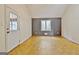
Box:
12;21;17;30
10;12;18;31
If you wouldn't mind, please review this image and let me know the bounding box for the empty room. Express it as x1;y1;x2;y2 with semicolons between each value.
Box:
0;4;79;55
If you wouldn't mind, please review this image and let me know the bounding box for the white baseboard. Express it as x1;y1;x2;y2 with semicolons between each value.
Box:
62;33;79;44
20;35;32;44
0;52;8;55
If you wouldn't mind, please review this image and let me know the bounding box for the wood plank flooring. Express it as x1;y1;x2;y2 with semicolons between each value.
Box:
9;36;79;55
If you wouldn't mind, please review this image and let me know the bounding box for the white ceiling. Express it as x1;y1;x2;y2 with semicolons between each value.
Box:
28;4;68;18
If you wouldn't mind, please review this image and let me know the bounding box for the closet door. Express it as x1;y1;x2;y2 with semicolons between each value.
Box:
6;7;19;52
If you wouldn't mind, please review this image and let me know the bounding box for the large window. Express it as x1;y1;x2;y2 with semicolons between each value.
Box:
41;20;51;31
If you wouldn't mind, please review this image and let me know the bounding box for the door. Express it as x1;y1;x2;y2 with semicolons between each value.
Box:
6;7;20;52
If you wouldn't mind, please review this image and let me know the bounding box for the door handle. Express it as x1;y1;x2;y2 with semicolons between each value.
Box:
7;31;10;34
6;28;10;34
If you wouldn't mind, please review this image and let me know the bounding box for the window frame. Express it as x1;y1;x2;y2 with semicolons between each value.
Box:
41;20;51;31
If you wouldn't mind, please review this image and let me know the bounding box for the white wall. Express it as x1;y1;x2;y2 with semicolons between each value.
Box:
62;5;79;44
0;5;6;52
0;4;32;52
28;4;68;18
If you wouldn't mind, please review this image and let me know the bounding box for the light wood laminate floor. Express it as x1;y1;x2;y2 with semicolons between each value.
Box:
9;36;79;55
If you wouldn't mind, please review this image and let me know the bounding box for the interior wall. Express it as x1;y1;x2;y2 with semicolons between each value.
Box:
0;5;6;52
62;5;79;44
32;18;61;36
